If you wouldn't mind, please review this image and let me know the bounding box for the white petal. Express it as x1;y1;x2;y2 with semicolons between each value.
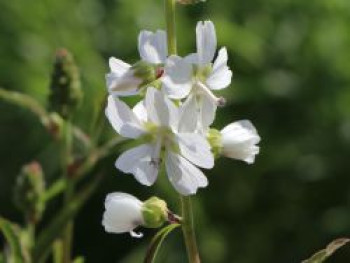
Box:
176;133;214;169
145;87;179;129
109;57;131;75
138;30;168;64
184;53;199;64
105;95;145;138
165;152;208;195
178;94;199;133
106;71;141;96
220;120;261;164
133;100;148;123
102;192;143;234
115;144;159;186
162;55;193;99
196;21;217;65
199;95;217;131
206;47;232;90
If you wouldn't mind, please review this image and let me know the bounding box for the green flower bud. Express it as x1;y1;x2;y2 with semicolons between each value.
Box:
207;128;223;158
48;48;82;119
131;61;158;88
177;0;206;5
13;162;46;223
141;197;168;228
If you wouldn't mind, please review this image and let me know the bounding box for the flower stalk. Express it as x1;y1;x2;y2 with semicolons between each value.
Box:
165;0;201;262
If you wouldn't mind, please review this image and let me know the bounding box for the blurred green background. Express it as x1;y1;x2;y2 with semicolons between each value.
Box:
1;0;350;262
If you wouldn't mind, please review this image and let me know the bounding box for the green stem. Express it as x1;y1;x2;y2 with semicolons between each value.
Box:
165;0;177;55
62;120;74;263
164;1;201;261
180;196;200;263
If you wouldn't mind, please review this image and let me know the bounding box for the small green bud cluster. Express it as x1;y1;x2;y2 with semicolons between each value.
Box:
48;48;83;119
177;0;206;5
141;197;168;228
13;162;46;223
207;129;223;157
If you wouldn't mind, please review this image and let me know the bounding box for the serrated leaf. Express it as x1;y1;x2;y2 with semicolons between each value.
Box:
0;217;30;263
302;238;350;263
144;223;180;263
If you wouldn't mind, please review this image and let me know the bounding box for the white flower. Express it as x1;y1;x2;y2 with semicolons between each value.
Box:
102;192;144;238
105;87;214;195
220;120;260;164
162;21;232;132
106;30;167;96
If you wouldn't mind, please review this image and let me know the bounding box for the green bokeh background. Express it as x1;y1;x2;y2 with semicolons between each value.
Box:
1;0;350;262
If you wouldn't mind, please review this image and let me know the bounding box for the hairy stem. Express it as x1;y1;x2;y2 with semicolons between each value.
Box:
62;120;74;263
180;196;200;263
164;0;201;262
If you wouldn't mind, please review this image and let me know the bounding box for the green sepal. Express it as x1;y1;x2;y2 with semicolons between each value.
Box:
207;128;222;158
142;197;168;229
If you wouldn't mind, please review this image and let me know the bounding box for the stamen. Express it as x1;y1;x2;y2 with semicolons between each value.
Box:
149;138;162;168
196;81;225;106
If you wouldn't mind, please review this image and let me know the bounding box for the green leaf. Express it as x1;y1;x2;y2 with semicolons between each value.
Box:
0;217;30;263
144;223;180;263
302;238;350;263
33;174;103;263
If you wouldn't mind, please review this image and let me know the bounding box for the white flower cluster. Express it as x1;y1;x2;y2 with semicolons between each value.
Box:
105;20;260;196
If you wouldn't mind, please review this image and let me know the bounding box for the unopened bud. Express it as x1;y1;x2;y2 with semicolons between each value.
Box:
177;0;206;5
13;161;46;223
48;48;82;119
141;197;168;228
131;61;158;87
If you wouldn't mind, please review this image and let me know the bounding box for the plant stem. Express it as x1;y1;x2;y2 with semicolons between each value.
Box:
180;196;200;263
164;0;201;262
62;120;74;263
165;0;177;55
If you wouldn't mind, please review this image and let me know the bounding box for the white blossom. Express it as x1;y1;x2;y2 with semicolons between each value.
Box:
105;87;214;195
102;192;144;238
162;21;232;132
106;30;167;96
220;120;260;164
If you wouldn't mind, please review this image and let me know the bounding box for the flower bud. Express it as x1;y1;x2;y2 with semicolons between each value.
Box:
220;120;260;164
177;0;206;4
102;193;169;238
131;61;157;87
141;197;168;229
13;161;46;223
48;48;82;119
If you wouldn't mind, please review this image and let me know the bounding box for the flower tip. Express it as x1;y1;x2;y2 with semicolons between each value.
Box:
130;230;143;238
217;97;226;107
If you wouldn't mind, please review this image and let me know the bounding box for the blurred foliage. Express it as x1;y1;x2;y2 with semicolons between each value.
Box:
1;0;350;262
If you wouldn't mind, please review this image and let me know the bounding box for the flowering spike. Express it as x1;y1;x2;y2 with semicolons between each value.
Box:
48;48;82;119
13;161;46;223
